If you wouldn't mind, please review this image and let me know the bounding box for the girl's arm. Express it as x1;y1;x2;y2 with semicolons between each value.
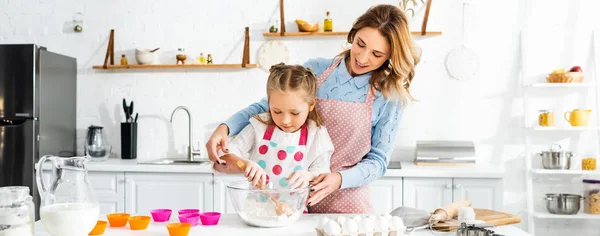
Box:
337;99;403;189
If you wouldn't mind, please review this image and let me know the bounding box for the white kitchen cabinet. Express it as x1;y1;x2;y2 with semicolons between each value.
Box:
403;177;504;212
125;173;213;214
213;175;247;214
453;178;503;210
403;177;453;213
369;178;403;214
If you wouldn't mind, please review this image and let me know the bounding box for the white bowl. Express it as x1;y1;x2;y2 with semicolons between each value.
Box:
135;48;155;65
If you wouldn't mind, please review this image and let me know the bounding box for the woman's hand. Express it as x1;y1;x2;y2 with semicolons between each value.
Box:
287;170;315;189
205;124;230;165
306;172;342;206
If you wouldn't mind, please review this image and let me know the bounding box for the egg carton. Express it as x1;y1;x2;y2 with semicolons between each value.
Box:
315;228;401;236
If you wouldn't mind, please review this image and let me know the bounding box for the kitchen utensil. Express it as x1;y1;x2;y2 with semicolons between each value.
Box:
455;223;502;236
134;113;139;123
178;209;200;215
227;179;308;227
135;48;156;64
178;213;200;227
235;160;294;217
583;179;600;214
432;208;521;231
107;213;130;227
539;144;572;170
129;101;134;122
86;125;111;161
36;155;100;236
88;220;107;235
545;193;582;215
0;186;35;236
564;109;592;126
445;0;479;81
151;209;172;222
167;223;191;236
128;216;151;230
199;212;221;225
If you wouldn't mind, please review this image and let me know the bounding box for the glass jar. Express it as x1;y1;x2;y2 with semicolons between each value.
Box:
0;186;35;236
583;179;600;214
538;109;554;126
582;157;597;170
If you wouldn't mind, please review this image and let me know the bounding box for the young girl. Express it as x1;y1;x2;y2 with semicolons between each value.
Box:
213;63;334;190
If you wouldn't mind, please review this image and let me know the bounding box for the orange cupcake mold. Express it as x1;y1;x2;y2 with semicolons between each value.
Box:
88;220;107;235
128;216;151;230
107;213;130;227
167;223;192;236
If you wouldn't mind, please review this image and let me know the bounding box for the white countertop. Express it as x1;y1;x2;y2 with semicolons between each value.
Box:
44;158;504;178
34;213;529;236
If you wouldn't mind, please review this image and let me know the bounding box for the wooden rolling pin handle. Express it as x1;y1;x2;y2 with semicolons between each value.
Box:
236;160;265;189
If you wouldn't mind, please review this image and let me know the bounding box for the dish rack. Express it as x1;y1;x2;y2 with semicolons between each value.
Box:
520;29;600;236
314;228;401;236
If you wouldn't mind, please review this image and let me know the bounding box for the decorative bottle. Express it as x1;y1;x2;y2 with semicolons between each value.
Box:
324;11;333;32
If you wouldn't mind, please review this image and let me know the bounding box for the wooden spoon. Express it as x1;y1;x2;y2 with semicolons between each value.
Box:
236;160;294;216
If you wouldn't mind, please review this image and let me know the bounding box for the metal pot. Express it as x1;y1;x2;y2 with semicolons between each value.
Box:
545;194;583;214
456;223;504;236
539;144;573;169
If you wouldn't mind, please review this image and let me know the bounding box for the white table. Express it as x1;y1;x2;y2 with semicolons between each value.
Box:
34;214;531;236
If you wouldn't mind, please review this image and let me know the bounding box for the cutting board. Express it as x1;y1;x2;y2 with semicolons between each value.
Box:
432;208;521;231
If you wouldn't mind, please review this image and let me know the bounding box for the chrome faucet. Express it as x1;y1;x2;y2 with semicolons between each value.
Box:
170;106;202;161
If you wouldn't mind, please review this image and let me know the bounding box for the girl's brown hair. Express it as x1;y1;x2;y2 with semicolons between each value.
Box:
339;4;422;105
254;63;323;127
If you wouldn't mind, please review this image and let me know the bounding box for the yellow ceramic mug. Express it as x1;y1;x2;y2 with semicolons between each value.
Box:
564;109;592;126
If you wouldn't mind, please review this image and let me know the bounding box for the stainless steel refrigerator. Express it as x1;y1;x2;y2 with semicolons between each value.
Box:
0;44;77;219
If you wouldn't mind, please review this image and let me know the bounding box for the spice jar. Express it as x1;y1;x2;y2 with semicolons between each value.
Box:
583;179;600;214
538;109;554;126
120;54;128;65
0;186;35;236
582;157;597;170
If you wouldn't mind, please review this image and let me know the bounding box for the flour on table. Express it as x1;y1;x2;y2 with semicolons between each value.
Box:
237;198;302;227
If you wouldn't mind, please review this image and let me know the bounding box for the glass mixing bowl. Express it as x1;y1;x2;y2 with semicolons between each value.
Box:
227;180;309;228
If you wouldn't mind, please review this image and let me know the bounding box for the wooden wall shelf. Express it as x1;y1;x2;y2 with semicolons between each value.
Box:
262;31;442;37
92;64;259;70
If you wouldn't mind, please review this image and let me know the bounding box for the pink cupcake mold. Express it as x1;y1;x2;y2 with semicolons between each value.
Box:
178;209;200;215
199;212;221;226
178;213;200;227
150;209;172;222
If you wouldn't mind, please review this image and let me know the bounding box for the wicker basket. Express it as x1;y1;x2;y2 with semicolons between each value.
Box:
546;72;584;83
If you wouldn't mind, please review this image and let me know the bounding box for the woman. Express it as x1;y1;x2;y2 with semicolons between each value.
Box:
206;4;421;213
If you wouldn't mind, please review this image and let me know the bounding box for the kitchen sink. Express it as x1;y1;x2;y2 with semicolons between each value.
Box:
139;158;213;165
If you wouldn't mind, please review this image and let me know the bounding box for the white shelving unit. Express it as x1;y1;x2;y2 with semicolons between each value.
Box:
521;29;600;235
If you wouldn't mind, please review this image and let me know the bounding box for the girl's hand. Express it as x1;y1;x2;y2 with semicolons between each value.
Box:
306;172;342;207
244;161;267;188
287;170;315;189
205;124;230;165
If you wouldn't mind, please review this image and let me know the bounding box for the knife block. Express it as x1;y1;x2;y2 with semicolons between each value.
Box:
121;122;137;159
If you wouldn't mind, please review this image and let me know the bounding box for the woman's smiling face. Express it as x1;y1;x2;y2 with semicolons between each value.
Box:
347;27;391;76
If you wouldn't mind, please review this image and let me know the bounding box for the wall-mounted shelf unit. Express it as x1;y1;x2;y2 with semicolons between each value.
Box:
262;31;443;37
92;64;259;70
265;0;441;38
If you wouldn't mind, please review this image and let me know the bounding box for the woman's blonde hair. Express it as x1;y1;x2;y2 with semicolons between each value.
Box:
339;4;422;105
254;63;323;127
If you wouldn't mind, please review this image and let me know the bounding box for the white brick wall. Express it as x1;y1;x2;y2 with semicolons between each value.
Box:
2;0;600;234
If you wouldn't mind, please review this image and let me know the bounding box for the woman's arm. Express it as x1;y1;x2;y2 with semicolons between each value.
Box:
337;99;403;189
223;97;268;136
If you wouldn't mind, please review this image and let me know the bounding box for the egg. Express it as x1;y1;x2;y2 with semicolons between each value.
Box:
381;213;392;220
374;215;389;232
359;217;374;233
351;215;362;224
389;216;405;230
343;218;359;233
323;220;342;234
336;215;347;225
318;217;330;230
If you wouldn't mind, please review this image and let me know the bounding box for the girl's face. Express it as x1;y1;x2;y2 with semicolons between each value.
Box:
348;27;391;76
269;90;315;133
